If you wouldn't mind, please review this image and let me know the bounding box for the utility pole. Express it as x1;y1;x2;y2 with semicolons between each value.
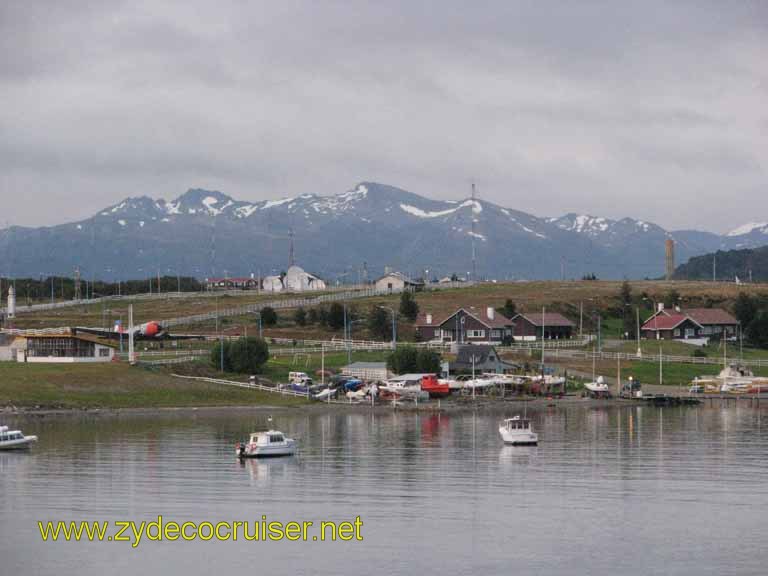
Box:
713;253;717;282
471;182;477;281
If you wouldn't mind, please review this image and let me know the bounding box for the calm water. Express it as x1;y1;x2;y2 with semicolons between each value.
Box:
2;405;768;575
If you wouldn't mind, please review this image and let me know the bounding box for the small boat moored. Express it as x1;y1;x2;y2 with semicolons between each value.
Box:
499;416;538;445
0;425;38;450
235;430;296;458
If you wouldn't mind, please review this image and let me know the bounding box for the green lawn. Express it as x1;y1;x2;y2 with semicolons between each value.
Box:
613;339;768;360
258;350;391;383
0;362;307;410
620;360;768;388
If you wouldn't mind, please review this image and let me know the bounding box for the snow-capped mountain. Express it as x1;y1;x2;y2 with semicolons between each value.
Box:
0;182;764;281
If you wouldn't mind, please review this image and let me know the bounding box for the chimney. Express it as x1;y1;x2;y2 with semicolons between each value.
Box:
426;314;432;325
657;302;664;313
487;307;495;320
384;265;392;275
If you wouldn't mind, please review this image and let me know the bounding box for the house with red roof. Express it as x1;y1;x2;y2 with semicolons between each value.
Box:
640;306;738;341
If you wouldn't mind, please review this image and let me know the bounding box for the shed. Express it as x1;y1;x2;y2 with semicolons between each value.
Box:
451;345;518;374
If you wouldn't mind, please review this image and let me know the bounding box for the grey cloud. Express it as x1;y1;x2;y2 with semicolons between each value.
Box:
0;0;766;233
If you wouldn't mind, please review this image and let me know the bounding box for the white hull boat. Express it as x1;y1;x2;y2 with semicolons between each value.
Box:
584;376;610;395
0;426;38;450
236;430;296;458
499;416;538;445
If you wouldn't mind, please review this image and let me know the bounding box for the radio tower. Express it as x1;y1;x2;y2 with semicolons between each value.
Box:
73;267;82;301
471;182;477;281
288;227;295;268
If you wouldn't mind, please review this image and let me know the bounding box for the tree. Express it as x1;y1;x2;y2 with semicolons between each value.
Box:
734;292;757;328
228;337;270;373
210;337;269;373
746;310;768;349
663;289;681;309
327;302;346;330
367;306;391;341
619;280;635;337
399;290;419;321
260;306;277;327
210;339;233;372
307;307;319;325
416;348;441;373
387;345;418;374
499;298;516;319
294;307;307;326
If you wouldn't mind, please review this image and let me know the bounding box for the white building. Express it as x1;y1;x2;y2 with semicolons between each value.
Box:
375;272;424;293
262;266;327;293
17;331;116;363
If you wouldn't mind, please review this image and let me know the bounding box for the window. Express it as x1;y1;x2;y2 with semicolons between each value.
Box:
673;329;680;337
491;330;501;338
467;330;485;338
99;348;110;357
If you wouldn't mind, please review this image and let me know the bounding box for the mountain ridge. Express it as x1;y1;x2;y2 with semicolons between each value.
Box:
0;181;766;281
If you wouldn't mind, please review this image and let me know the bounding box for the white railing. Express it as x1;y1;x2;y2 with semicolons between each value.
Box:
0;280;472;316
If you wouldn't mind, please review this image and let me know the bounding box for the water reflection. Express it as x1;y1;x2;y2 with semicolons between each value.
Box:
3;405;768;576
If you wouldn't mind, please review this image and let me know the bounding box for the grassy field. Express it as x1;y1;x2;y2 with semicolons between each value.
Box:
0;362;308;410
8;291;305;330
10;280;768;342
612;339;768;360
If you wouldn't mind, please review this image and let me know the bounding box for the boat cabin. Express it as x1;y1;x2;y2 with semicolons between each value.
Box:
250;431;286;445
0;426;25;442
502;417;532;431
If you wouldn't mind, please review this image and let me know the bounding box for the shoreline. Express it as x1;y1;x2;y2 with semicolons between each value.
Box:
3;395;647;418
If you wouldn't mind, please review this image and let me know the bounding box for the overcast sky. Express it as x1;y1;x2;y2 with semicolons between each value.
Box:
1;1;766;232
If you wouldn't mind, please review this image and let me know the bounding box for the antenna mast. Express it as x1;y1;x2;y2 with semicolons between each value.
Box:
471;182;477;281
73;267;82;301
288;227;295;268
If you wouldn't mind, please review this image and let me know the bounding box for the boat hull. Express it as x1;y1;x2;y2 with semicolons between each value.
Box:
237;440;296;458
499;429;538;445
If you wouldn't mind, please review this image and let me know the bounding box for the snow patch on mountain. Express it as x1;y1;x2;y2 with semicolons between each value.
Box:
727;222;768;237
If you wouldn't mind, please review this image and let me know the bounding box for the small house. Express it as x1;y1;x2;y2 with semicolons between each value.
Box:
415;307;514;344
511;312;575;340
451;345;518;374
375;272;424;294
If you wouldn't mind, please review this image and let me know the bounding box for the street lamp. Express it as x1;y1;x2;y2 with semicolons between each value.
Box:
376;305;397;349
643;297;663;386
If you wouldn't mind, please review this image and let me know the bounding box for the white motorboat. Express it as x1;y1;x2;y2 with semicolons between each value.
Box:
584;376;610;395
235;430;296;458
499;416;538;445
0;425;38;450
312;387;337;401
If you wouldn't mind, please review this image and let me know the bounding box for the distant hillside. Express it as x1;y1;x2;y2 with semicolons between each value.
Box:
673;246;768;282
0;181;766;281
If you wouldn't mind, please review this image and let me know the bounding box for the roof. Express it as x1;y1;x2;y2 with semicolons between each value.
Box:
343;362;388;370
207;277;256;283
376;271;423;285
682;308;738;326
455;344;507;365
641;313;701;331
512;312;575;328
416;307;513;329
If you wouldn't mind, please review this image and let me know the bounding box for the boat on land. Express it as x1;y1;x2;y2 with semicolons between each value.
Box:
421;375;451;398
0;426;38;450
584;376;611;397
693;364;768;394
235;430;296;458
498;416;538;446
